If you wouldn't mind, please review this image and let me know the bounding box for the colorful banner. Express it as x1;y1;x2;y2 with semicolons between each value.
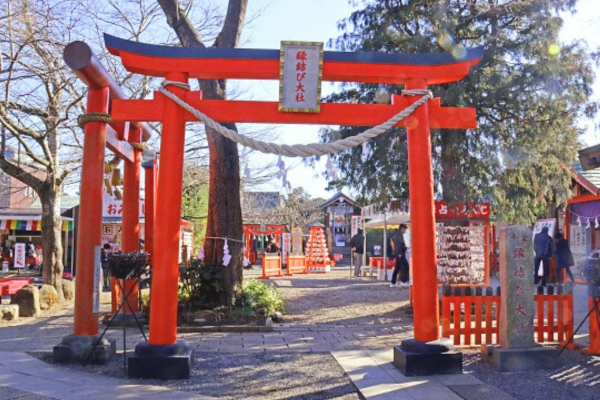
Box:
0;219;72;232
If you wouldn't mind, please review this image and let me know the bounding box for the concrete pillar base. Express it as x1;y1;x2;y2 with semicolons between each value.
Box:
102;312;148;328
53;334;116;365
128;340;194;379
393;338;463;376
481;344;560;372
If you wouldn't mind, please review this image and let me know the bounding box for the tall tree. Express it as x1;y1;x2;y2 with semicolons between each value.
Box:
157;0;247;306
322;0;596;224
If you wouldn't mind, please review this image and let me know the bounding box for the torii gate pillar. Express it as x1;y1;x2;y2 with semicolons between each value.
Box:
392;79;463;376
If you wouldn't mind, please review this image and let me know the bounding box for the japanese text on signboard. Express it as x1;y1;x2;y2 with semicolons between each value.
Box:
279;42;323;113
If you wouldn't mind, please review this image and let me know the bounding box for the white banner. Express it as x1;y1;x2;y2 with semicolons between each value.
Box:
279;41;323;112
281;233;291;264
103;193;145;218
291;227;303;255
570;224;587;259
13;243;25;269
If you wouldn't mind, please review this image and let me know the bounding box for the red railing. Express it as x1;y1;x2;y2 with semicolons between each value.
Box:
441;284;574;347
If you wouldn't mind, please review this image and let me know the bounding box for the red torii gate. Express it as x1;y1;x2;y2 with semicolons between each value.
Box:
59;34;482;378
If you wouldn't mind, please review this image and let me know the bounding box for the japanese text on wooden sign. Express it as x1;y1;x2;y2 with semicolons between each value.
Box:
435;201;490;219
279;41;323;113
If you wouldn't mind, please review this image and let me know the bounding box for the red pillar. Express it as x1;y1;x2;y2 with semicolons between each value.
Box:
405;79;439;342
144;158;157;271
73;87;109;336
148;73;188;345
121;127;141;313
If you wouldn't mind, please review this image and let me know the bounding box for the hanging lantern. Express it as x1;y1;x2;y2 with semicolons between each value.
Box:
111;168;123;187
104;178;113;196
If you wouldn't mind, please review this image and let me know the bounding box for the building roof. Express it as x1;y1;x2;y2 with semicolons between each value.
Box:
318;192;359;209
573;164;600;196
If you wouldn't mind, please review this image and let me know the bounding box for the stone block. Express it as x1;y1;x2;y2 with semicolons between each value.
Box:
393;338;463;376
128;340;194;379
102;312;147;328
0;304;18;320
62;279;75;301
11;285;40;317
53;334;116;365
481;344;560;372
39;284;59;310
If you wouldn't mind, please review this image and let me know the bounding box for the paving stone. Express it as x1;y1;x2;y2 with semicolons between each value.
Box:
447;384;516;400
405;385;464;400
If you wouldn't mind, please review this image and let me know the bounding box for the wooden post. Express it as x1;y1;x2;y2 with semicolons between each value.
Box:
148;73;188;346
73;87;109;336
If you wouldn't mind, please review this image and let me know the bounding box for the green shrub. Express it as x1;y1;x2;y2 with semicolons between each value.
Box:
178;259;224;311
235;279;284;318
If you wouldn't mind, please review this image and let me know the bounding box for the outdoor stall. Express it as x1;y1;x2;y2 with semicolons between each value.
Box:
435;201;491;286
0;209;74;272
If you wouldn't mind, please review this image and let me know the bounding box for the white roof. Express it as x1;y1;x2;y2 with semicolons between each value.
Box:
364;213;410;229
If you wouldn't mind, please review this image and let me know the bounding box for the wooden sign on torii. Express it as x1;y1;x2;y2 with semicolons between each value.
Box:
61;34;482;378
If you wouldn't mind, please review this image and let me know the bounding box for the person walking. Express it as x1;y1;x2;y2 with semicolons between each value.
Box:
533;226;553;286
390;224;409;288
350;228;365;277
555;231;575;283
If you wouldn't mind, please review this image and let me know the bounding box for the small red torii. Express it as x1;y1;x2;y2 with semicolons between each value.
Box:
60;34;481;378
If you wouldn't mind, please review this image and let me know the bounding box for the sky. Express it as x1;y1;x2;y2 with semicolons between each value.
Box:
209;0;600;201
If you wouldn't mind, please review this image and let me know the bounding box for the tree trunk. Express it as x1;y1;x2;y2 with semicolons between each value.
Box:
39;184;64;302
203;115;243;306
439;129;467;202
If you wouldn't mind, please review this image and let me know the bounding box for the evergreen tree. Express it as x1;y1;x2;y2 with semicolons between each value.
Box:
322;0;596;224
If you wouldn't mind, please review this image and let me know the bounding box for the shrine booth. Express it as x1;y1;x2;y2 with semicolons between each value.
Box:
243;223;287;266
319;192;361;255
435;201;492;287
562;168;600;281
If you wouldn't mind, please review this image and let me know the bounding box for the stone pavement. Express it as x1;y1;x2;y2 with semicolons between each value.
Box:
0;351;212;400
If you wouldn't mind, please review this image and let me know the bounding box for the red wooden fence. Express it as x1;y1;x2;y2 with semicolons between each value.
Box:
441;284;574;347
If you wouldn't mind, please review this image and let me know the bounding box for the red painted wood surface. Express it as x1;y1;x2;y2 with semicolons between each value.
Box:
582;297;600;355
369;257;395;269
287;255;306;275
73;87;109;337
112;94;475;130
110;51;479;86
0;278;34;296
260;256;282;279
148;72;188;346
441;292;574;346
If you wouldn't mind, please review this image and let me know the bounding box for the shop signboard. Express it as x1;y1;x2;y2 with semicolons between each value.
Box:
291;227;303;255
103;193;145;218
13;243;25;269
532;218;556;239
279;41;323;113
435;201;490;219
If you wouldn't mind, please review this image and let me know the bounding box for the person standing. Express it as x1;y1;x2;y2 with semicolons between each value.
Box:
533;226;553;286
390;224;409;288
554;231;575;283
350;228;365;277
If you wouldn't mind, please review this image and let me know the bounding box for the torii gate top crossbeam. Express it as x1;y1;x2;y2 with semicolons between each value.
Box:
105;34;483;85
